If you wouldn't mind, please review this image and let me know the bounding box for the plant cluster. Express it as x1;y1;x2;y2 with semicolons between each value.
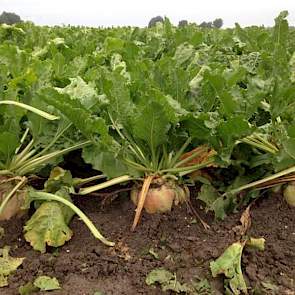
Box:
0;11;295;252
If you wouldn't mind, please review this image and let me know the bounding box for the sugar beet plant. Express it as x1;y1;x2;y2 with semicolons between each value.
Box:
0;100;60;220
38;78;217;231
1;11;295;252
223;11;295;206
0;99;114;250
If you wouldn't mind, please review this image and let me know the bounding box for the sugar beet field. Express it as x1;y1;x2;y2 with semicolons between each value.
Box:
0;11;295;295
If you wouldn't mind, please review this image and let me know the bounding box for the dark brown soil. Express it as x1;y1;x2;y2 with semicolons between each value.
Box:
0;192;294;295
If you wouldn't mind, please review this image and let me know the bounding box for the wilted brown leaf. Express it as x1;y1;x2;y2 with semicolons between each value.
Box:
233;205;251;236
180;145;216;167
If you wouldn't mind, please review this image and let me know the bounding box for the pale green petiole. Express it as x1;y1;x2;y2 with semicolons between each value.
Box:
169;137;192;168
0;100;59;120
79;175;133;195
15;141;91;176
73;174;107;186
240;133;279;154
15;127;30;154
0;170;13;176
226;165;295;195
9;139;35;170
32;123;72;159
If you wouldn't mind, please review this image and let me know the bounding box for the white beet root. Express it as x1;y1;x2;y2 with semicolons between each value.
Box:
283;183;295;207
131;182;188;214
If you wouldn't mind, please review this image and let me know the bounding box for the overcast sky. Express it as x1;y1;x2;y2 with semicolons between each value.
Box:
1;0;295;27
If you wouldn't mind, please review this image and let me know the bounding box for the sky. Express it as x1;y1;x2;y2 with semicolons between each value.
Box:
1;0;295;28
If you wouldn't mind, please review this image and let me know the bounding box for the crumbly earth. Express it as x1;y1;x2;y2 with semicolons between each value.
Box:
0;192;294;295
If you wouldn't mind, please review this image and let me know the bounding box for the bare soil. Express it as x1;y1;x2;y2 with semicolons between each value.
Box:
0;192;294;295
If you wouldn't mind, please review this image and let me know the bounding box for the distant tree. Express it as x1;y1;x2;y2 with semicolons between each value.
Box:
213;18;223;28
199;21;213;28
148;16;164;28
178;20;188;27
199;21;206;28
0;11;22;25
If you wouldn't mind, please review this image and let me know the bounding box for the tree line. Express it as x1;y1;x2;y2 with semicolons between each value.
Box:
0;11;223;28
148;16;223;28
0;11;22;25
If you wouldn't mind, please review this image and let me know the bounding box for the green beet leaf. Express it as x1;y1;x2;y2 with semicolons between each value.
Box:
33;276;60;291
55;76;98;109
146;268;174;286
39;87;109;140
197;184;231;220
24;201;73;253
173;42;195;66
210;242;247;295
132;101;170;150
0;132;19;165
283;138;295;160
146;268;191;293
19;282;39;295
44;167;74;194
102;72;134;125
82;144;134;179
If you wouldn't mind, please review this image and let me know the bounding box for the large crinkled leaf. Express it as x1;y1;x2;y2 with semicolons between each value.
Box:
210;242;247;295
189;65;211;94
154;57;190;106
277;86;295;118
204;70;225;92
104;37;125;52
102;72;134;124
82;144;132;178
55;76;98;109
132;101;170;150
272;11;289;79
66;56;88;77
219;90;237;116
184;113;214;141
110;53;131;82
198;81;217;112
39;87;109;140
0;44;29;77
0;246;24;287
151;89;188;123
204;70;237;116
173;42;195;66
24;200;73;253
217;116;252;147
